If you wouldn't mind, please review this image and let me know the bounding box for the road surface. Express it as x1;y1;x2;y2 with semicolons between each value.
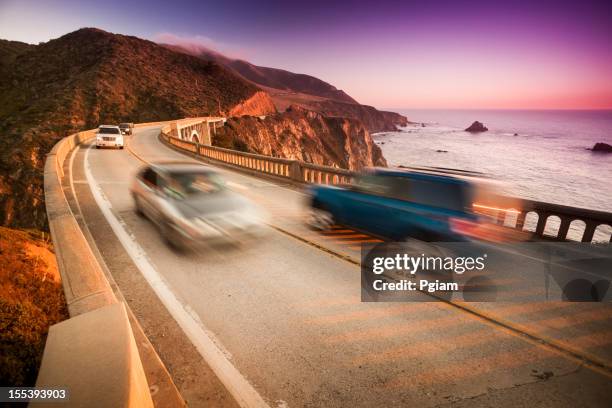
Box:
67;126;612;407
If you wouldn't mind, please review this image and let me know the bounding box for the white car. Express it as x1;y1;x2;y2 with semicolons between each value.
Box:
130;162;267;250
96;125;124;149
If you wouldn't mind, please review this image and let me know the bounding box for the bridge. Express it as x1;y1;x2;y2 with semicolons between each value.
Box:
37;119;612;407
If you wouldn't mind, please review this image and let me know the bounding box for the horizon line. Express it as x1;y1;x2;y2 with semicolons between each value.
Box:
383;107;612;111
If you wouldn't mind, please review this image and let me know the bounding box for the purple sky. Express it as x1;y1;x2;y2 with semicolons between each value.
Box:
1;0;611;109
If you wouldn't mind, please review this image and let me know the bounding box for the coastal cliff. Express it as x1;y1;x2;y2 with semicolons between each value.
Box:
302;98;409;132
215;106;387;170
229;91;277;117
164;44;409;133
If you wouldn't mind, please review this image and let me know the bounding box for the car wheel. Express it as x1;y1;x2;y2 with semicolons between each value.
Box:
119;146;124;149
133;196;145;218
308;207;334;230
403;238;455;300
161;222;184;252
96;146;100;149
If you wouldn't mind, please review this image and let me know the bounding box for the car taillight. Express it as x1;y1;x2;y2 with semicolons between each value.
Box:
449;217;503;242
450;217;479;236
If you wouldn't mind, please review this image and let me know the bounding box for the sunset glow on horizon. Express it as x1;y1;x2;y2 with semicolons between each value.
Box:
1;0;611;110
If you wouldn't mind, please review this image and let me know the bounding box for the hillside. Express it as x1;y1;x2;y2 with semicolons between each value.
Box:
163;44;357;104
264;88;409;132
0;40;34;80
215;105;387;170
163;44;409;132
0;227;67;386
0;28;276;229
226;60;358;104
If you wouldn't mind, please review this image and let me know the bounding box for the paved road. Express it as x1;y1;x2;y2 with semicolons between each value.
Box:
71;126;612;407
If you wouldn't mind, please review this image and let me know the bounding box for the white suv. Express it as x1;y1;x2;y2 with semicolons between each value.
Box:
96;125;124;149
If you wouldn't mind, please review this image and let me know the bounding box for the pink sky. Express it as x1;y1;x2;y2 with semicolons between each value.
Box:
1;0;611;109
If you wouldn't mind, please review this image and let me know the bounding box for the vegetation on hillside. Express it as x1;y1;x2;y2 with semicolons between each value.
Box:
0;29;269;385
164;43;409;133
0;227;67;386
0;28;273;229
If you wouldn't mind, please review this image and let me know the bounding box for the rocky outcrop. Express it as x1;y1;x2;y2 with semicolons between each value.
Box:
465;121;488;132
228;91;276;117
591;142;612;153
310;100;409;133
271;96;409;133
215;105;387;170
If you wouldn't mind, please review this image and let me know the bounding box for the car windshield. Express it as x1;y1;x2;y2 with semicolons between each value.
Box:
353;175;393;195
99;127;120;134
165;171;225;197
409;178;470;211
119;124;129;128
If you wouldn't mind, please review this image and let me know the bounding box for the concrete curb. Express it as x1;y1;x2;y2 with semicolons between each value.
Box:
44;130;117;315
32;303;153;408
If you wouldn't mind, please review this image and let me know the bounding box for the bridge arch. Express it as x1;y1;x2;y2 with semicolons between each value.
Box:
522;211;539;232
543;215;561;238
191;130;200;144
568;219;586;241
594;224;612;243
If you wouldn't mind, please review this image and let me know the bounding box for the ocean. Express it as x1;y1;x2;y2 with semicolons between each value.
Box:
372;109;612;240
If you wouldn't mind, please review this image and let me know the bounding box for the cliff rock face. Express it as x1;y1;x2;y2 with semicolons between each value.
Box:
215;106;387;170
229;91;277;117
0;28;275;229
302;98;409;133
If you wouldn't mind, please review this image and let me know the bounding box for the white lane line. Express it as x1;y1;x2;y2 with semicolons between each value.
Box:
83;145;271;408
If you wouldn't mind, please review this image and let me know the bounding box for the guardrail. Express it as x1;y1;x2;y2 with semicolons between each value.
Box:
41;130;159;406
511;199;612;243
160;130;612;243
161;131;355;185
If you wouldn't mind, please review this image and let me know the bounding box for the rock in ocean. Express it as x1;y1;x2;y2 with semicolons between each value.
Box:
465;121;488;132
591;142;612;153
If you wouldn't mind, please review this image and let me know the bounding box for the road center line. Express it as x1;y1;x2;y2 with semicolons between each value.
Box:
83;143;272;408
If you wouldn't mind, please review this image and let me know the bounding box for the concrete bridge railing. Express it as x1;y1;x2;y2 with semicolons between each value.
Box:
506;199;612;243
40;128;164;407
161;129;356;185
160;130;612;243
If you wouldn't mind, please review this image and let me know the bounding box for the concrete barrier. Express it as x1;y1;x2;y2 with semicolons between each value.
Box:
40;129;159;407
32;303;153;407
44;130;117;315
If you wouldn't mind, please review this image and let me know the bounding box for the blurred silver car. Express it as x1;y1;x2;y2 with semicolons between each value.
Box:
130;162;266;249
